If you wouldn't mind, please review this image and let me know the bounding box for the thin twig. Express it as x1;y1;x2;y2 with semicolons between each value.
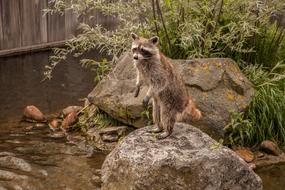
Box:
151;0;159;36
212;0;223;34
155;0;171;53
77;102;92;116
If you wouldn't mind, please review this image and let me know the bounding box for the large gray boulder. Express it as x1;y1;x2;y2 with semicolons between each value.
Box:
101;123;262;190
88;53;254;138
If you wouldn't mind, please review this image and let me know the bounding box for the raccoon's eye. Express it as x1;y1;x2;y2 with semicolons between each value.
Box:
141;48;147;53
132;47;137;52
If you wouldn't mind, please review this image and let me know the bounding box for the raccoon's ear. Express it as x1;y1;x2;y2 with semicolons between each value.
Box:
150;36;159;45
131;33;139;40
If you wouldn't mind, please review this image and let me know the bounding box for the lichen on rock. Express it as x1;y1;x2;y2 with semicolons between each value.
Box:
88;53;255;139
101;123;262;190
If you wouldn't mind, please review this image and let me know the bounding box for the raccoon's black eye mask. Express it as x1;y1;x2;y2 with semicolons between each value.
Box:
140;48;153;59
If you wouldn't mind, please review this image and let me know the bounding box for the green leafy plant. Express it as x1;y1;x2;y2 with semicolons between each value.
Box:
141;106;153;126
43;0;283;79
76;104;124;132
225;62;285;146
44;0;285;146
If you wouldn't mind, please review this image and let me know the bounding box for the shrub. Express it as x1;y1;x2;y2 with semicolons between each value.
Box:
43;0;283;79
44;0;285;146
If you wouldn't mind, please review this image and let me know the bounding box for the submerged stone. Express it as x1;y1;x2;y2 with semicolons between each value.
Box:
0;156;32;172
101;123;262;190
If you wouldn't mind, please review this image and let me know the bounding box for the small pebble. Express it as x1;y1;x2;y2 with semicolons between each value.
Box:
49;119;59;131
25;126;33;130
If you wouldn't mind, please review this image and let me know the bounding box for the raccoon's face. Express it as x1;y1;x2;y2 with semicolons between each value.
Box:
131;33;159;61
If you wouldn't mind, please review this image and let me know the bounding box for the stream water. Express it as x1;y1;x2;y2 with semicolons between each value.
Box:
0;51;284;190
256;165;285;190
0;51;105;190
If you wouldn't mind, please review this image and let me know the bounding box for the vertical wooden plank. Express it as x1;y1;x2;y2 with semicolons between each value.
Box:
8;0;22;48
1;0;22;49
34;0;48;44
21;0;33;46
47;1;66;43
2;0;10;49
21;0;41;46
65;9;78;39
40;0;48;43
12;0;22;48
0;1;4;50
0;0;117;51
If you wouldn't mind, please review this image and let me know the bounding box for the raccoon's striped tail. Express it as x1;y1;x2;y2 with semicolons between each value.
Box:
176;98;202;122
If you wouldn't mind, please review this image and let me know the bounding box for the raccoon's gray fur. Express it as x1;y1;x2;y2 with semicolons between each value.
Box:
131;33;202;139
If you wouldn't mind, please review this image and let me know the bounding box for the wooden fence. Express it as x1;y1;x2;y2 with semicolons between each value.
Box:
0;0;116;56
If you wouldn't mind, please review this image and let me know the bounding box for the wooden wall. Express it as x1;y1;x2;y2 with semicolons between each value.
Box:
0;0;116;52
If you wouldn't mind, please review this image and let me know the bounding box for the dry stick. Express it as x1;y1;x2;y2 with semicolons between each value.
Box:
151;0;159;37
77;102;92;116
155;0;171;53
212;0;223;34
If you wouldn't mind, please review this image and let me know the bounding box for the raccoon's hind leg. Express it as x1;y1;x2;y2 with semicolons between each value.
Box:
156;106;175;139
147;98;163;133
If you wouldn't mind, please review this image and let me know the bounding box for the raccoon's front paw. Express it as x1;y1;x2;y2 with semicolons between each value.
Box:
142;96;150;108
134;86;140;98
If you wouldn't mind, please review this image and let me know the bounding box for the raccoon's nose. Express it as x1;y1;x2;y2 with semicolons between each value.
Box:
133;55;138;60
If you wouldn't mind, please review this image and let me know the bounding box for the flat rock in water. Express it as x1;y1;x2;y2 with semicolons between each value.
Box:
101;123;262;190
88;53;255;138
234;148;254;163
0;156;32;172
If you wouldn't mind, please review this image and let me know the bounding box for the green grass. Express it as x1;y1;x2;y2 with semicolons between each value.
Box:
75;105;124;132
225;62;285;146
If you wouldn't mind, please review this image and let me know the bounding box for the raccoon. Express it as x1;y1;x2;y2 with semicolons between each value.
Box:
131;33;201;139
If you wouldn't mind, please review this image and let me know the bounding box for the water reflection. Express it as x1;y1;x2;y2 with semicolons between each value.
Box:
0;51;105;190
256;164;285;190
0;120;105;190
0;51;95;122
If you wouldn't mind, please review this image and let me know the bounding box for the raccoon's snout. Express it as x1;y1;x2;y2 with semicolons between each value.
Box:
133;55;138;60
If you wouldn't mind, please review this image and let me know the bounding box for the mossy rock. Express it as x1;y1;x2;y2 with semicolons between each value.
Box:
88;53;254;139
